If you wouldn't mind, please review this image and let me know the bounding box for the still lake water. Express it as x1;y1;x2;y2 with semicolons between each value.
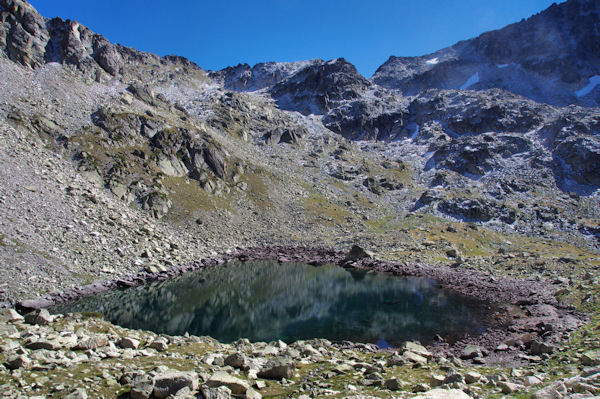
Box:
52;261;491;347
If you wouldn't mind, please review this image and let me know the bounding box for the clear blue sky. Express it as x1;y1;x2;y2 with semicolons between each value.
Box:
28;0;561;77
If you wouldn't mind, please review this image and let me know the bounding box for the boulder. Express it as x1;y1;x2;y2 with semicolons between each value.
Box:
201;386;232;399
153;371;199;399
24;308;53;325
148;337;169;351
206;371;250;396
0;308;24;323
130;374;154;399
581;350;600;366
4;354;30;370
117;337;141;349
257;357;295;380
345;245;374;260
400;341;433;359
403;351;428;364
64;388;88;399
224;352;250;370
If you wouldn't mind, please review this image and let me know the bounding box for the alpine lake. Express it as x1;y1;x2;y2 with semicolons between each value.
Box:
51;260;494;348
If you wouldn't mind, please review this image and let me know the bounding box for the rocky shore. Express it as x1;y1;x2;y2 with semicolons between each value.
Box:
0;246;596;398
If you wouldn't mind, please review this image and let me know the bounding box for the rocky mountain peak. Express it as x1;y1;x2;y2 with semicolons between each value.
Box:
372;0;600;107
0;0;204;84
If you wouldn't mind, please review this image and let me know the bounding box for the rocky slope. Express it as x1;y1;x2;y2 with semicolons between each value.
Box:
373;0;600;107
0;0;599;397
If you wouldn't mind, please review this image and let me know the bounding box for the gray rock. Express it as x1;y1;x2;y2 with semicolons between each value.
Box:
148;337;169;351
581;350;600;366
74;335;109;350
499;381;525;394
443;372;465;385
4;354;30;370
201;386;232;399
224;352;250;370
117;336;141;349
24;308;53;325
25;339;61;351
384;377;404;391
400;341;433;359
206;371;250;395
345;244;374;260
460;345;484;360
0;308;23;322
64;388;88;399
130;374;154;399
153;371;199;399
257;357;295;380
530;340;555;355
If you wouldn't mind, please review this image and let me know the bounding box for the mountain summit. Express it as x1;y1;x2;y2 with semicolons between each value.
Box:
372;0;600;107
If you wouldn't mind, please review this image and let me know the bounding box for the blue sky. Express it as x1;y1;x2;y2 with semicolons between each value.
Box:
28;0;561;77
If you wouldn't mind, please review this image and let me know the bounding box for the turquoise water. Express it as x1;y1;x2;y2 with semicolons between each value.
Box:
52;261;492;347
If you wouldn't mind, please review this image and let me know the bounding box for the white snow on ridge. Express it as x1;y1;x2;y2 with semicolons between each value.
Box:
575;75;600;97
426;57;439;65
459;72;479;90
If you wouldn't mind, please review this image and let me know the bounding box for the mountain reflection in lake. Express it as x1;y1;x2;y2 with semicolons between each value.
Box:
52;261;491;346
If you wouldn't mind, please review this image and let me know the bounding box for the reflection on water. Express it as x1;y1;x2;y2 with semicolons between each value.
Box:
52;261;491;346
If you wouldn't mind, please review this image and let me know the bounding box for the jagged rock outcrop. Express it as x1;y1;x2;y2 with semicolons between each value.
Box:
373;0;600;107
208;60;322;92
0;0;203;83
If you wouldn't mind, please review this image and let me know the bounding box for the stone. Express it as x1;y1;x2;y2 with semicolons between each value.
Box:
245;387;262;399
153;371;199;399
130;374;154;399
581;350;600;366
345;245;374;260
24;308;53;325
414;388;472;399
499;381;525;394
413;383;431;393
530;340;555;355
224;352;249;370
430;374;445;387
400;341;433;359
257;357;295;380
443;372;465;385
403;351;428;364
118;337;141;349
460;345;483;359
206;371;250;395
74;335;109;350
385;377;404;391
531;386;564;399
4;354;30;370
148;337;169;351
201;386;232;399
64;388;88;399
524;376;543;386
464;371;481;384
0;308;24;322
25;339;61;351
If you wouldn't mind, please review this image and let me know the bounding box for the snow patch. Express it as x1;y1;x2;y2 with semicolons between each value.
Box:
574;75;600;97
459;72;479;90
496;64;509;68
426;58;439;65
